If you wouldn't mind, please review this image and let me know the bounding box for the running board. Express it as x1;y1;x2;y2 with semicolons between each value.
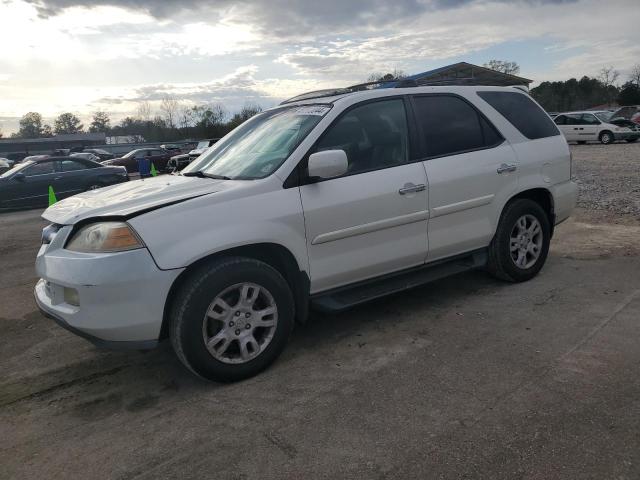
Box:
310;250;488;313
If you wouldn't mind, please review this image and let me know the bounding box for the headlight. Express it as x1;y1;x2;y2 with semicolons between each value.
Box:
66;222;144;253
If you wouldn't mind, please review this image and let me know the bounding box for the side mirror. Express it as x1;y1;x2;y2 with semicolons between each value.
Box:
308;150;348;180
13;172;25;182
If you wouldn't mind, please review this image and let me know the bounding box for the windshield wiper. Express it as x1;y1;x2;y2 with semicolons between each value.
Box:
182;171;231;180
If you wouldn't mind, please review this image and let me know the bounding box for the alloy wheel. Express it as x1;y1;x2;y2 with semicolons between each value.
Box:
202;282;278;364
509;214;543;269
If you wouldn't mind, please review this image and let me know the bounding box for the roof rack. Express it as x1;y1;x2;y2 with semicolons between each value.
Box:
280;76;525;105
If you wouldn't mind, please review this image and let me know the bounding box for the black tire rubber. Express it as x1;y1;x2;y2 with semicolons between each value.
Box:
169;256;295;382
487;199;551;283
599;131;614;145
85;182;104;191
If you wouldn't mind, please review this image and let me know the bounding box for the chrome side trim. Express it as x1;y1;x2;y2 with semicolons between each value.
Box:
430;194;495;218
312;210;429;245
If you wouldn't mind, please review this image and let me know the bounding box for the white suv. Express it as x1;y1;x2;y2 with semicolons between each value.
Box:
553;110;640;144
35;86;577;381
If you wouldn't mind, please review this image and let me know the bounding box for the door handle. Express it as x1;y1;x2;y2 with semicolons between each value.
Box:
497;163;517;174
398;183;426;195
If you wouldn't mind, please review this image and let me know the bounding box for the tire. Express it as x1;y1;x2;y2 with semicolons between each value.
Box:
626;138;638;143
487;199;551;283
169;256;295;382
599;131;614;145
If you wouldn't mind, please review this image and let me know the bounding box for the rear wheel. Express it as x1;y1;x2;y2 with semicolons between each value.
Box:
599;131;614;144
170;257;295;382
487;199;551;282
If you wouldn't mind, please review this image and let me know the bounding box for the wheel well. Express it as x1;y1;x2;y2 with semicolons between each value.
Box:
159;243;309;340
508;188;555;235
599;130;613;138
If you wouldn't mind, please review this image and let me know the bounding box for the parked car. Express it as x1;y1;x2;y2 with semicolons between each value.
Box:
553;111;639;144
611;106;640;124
70;152;101;162
160;144;184;154
35;86;577;382
6;152;29;163
83;148;115;161
102;148;173;173
0;158;12;174
167;139;219;171
0;156;129;209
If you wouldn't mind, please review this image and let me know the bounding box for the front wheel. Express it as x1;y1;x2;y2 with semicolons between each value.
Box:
169;257;295;382
487;199;551;282
599;131;614;144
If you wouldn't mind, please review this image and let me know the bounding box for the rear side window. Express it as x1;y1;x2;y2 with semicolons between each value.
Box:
412;95;503;158
477;91;559;140
59;160;88;172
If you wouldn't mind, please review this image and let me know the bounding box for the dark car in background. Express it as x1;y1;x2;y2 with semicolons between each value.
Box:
0;159;13;175
102;148;173;173
83;148;115;161
0;156;129;209
167;138;219;171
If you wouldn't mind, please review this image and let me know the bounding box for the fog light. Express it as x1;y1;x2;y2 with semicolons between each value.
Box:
64;287;79;306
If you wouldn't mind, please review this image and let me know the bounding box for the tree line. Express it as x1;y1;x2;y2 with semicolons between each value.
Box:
7;99;264;142
4;62;640;141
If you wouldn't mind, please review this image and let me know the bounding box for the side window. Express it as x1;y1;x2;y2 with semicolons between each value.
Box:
564;114;582;125
477;91;559;140
24;162;55;176
581;114;600;125
412;95;501;158
59;160;87;172
554;115;567;125
315;99;408;175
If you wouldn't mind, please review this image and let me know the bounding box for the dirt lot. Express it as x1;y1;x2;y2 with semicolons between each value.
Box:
1;143;640;479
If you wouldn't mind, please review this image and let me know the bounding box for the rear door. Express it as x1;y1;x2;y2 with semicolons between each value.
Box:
299;97;429;293
411;93;517;261
559;114;583;141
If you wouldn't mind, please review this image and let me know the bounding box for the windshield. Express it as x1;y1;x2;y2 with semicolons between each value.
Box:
183;104;331;180
594;111;612;122
195;141;210;149
0;160;33;178
122;150;140;159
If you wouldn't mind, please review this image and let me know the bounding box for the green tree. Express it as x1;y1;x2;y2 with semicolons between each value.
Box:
483;60;520;76
53;112;84;135
89;111;111;133
617;82;640;106
17;112;47;138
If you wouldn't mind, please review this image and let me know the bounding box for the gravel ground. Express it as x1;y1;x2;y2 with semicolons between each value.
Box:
572;142;640;223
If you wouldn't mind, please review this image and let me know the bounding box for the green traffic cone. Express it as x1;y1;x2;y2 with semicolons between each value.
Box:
48;186;57;206
150;163;158;177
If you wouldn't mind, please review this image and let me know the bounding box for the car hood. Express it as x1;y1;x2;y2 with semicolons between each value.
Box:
189;148;206;156
42;175;227;225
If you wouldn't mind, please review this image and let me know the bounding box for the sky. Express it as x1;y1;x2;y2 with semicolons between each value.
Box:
0;0;639;135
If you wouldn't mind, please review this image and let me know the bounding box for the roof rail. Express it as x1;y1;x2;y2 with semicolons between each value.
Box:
281;76;526;105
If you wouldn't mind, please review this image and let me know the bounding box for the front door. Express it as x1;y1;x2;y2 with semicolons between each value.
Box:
299;98;429;293
4;160;59;208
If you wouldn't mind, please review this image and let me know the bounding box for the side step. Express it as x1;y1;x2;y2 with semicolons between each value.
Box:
310;250;488;313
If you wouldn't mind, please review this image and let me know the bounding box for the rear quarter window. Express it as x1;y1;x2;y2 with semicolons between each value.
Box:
477;91;560;140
